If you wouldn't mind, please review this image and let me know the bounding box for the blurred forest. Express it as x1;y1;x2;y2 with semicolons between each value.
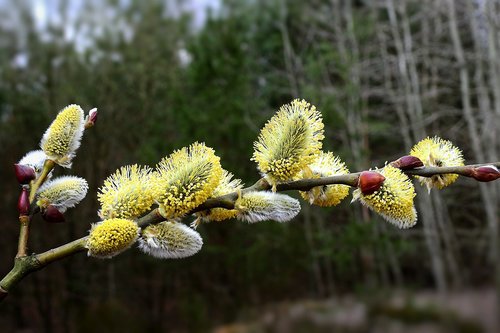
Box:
0;0;499;332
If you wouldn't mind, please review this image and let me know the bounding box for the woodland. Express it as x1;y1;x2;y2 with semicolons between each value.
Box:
0;1;499;332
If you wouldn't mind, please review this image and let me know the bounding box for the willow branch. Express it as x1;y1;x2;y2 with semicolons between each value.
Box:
192;161;500;213
1;161;498;302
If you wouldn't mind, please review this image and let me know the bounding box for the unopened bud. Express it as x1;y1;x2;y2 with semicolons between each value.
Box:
390;155;424;170
18;188;30;216
471;165;500;182
358;171;386;195
14;164;36;184
85;108;98;129
42;205;65;223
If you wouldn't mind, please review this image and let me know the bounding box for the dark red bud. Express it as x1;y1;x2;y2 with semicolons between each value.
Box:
85;108;98;129
17;188;30;216
358;171;386;195
390;155;424;170
471;165;500;182
14;164;36;184
42;205;65;223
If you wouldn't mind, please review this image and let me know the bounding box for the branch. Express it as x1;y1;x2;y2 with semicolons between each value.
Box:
1;161;498;301
193;161;500;213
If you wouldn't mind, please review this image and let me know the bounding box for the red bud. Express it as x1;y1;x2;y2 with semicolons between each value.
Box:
358;171;386;195
14;164;36;184
471;165;500;182
390;155;424;170
42;205;65;223
17;188;30;216
85;108;98;128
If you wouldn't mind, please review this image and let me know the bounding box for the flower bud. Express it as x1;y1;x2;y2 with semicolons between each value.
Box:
40;104;85;168
98;165;155;220
85;108;98;129
14;164;36;185
138;221;203;259
358;171;385;195
17;188;30;216
252;99;324;190
352;166;417;229
471;165;500;182
18;150;51;180
86;219;139;259
410;136;464;191
390;155;424;170
155;142;222;219
42;205;65;223
235;191;301;223
36;176;88;213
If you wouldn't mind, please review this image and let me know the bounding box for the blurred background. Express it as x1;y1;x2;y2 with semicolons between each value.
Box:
0;0;499;332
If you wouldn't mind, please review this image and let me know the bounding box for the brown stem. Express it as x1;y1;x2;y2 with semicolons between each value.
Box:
191;174;361;213
192;162;500;216
404;163;500;177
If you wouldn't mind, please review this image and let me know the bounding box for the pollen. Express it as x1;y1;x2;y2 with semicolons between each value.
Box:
155;142;223;219
98;165;156;220
36;176;88;213
86;218;139;259
235;191;301;223
352;166;417;229
410;136;464;191
138;221;203;259
40;104;85;168
252;99;324;189
299;152;350;207
194;169;244;227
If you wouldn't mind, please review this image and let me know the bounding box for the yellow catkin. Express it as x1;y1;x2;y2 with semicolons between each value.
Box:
352;166;417;229
298;152;350;207
40;104;85;167
86;218;139;259
98;165;156;219
410;136;464;191
155;142;223;219
252;99;324;189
